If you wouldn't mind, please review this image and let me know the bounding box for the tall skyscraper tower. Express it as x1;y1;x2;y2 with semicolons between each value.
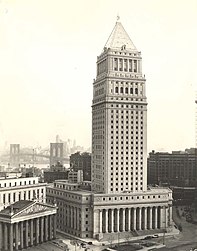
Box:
47;19;173;240
92;20;147;194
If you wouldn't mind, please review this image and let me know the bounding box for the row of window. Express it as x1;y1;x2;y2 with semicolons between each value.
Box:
113;58;138;73
100;194;162;201
48;189;90;201
115;86;140;95
1;188;44;204
110;187;143;192
0;179;36;188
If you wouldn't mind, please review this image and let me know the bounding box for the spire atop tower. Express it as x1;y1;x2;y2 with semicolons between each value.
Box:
117;14;120;22
104;21;137;51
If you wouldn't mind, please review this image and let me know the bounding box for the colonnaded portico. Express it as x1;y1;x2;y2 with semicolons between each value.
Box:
0;200;57;251
98;205;171;234
92;189;173;239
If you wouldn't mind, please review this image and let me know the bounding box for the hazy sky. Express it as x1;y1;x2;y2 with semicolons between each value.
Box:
0;0;197;152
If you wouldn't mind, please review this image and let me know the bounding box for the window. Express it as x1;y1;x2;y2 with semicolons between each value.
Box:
120;87;123;93
129;59;132;72
115;87;118;93
135;88;138;95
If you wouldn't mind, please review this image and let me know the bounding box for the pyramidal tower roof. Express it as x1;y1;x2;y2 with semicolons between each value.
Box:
104;21;137;51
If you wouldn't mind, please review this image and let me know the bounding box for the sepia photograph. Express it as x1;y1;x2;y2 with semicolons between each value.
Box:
0;1;196;250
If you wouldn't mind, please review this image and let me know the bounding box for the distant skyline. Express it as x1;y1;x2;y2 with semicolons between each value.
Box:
0;0;196;153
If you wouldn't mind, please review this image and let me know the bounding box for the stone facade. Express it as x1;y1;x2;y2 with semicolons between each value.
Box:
0;200;57;251
47;181;173;239
0;177;47;211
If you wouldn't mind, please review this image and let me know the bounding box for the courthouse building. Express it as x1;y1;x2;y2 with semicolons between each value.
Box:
47;19;173;240
0;200;57;251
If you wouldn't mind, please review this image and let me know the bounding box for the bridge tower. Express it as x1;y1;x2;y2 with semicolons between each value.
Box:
50;143;64;167
10;144;20;167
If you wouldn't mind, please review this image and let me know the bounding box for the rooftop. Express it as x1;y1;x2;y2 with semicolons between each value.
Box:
104;21;137;51
0;200;33;215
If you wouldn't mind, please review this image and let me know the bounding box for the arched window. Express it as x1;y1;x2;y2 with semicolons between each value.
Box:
125;87;128;94
135;88;138;95
115;87;118;93
130;88;133;94
120;87;123;93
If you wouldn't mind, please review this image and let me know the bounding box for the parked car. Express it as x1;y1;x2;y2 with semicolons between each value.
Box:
144;235;152;240
81;243;86;248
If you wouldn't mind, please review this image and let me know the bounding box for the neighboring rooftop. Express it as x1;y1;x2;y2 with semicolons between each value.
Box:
0;200;33;215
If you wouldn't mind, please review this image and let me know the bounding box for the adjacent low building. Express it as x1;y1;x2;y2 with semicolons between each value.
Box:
44;170;69;183
148;149;197;187
0;200;57;251
0;176;47;211
70;152;91;181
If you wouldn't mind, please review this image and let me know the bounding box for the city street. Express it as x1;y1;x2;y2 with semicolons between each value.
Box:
156;206;197;251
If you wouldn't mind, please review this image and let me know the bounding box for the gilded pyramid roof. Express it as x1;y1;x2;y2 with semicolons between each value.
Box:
104;21;137;51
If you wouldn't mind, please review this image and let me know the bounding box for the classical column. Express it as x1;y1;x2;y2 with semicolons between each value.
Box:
149;207;153;229
25;220;28;248
138;208;142;230
74;207;77;230
15;223;19;250
9;224;13;251
35;218;39;245
20;222;24;249
53;215;57;239
30;219;34;246
105;209;108;233
133;208;136;230
154;207;158;229
99;209;102;233
111;209;114;233
136;60;138;73
0;222;3;251
160;207;163;229
117;209;120;232
144;208;147;230
70;206;73;229
4;223;8;251
122;208;125;232
170;205;172;226
166;207;168;228
128;208;131;231
40;217;44;243
44;216;48;241
77;209;80;231
49;215;53;240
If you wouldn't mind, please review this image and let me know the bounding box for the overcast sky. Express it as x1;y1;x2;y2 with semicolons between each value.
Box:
0;0;196;152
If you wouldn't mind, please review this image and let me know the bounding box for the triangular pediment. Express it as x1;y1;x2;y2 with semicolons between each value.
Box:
12;201;56;218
